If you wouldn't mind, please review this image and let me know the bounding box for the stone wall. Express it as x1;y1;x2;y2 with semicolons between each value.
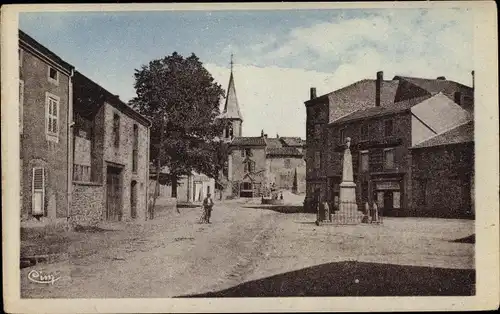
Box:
71;182;104;226
410;143;474;218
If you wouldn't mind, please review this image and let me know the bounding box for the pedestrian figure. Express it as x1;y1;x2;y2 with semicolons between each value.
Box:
202;193;214;223
373;202;379;223
280;192;283;200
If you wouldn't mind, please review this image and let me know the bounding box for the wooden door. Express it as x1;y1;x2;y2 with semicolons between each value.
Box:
130;181;137;219
106;167;122;221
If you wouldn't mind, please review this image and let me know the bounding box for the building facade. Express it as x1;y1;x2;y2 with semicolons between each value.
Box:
71;71;151;223
305;71;474;217
217;62;306;198
410;121;474;218
19;30;75;220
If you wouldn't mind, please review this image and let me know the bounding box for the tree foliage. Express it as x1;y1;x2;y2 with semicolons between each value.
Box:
129;52;226;182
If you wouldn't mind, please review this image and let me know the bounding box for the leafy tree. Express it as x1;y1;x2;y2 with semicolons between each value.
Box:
130;52;225;216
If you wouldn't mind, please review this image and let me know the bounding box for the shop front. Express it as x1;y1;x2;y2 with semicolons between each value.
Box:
371;178;404;217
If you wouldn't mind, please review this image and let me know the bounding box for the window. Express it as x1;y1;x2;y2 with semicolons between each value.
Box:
113;113;120;148
19;49;23;68
454;92;462;105
384;119;393;137
19;80;24;134
47;66;59;85
360;123;369;140
314;124;322;139
241;149;245;157
45;92;59;142
384;148;395;169
284;159;291;169
32;167;45;216
314;151;321;169
249;160;255;173
339;128;346;144
418;179;428;206
360;150;369;172
244;160;255;173
245;148;252;157
132;124;138;173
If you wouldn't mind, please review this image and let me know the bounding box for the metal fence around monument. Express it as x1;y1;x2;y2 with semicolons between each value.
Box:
324;201;384;225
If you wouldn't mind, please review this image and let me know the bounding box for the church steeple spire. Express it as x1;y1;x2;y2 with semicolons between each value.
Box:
221;54;243;121
219;54;243;141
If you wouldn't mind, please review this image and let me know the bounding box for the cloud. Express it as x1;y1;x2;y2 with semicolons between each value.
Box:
202;8;474;139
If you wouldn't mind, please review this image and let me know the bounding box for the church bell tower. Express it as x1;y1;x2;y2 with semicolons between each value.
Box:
219;54;243;142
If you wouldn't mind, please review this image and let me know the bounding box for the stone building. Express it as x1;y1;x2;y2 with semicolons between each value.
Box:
149;166;215;204
305;71;474;217
217;59;306;198
410;121;474;218
72;71;151;222
19;29;75;221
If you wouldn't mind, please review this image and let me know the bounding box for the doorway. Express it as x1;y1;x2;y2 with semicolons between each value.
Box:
106;166;123;221
383;191;394;212
130;180;137;219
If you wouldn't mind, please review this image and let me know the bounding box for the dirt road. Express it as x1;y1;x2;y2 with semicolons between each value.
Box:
20;201;475;298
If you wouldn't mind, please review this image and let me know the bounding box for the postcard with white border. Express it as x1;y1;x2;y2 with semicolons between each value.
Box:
2;2;499;313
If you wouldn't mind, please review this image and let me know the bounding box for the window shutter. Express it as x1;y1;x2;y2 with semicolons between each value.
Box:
32;167;45;216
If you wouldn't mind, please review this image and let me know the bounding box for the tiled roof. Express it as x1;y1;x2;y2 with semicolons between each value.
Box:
332;94;433;125
19;29;74;73
265;137;283;148
266;147;303;157
280;137;305;147
230;137;267;146
394;76;471;94
412;121;474;149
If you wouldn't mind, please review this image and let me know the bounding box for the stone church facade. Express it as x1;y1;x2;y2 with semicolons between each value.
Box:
217;59;306;199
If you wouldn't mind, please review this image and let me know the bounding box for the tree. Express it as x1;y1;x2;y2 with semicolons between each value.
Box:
292;168;298;194
130;52;225;215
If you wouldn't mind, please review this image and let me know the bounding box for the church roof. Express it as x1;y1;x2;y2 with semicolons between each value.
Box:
230;137;267;146
220;71;243;120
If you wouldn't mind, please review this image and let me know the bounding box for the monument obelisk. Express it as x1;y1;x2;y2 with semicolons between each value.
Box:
332;137;364;224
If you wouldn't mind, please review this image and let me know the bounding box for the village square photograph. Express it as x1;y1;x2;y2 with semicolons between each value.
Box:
3;3;497;311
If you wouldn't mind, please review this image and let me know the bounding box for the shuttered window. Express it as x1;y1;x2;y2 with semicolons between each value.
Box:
45;92;60;142
31;167;45;216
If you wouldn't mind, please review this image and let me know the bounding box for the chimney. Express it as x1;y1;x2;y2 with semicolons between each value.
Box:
276;133;279;138
471;70;475;89
310;87;317;100
436;76;446;80
376;71;383;107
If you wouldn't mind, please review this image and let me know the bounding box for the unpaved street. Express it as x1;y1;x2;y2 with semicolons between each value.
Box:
21;200;475;298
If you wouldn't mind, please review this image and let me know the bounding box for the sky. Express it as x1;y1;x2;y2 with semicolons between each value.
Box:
19;8;474;138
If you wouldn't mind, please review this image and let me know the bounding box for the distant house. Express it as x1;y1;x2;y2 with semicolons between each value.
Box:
216;61;306;199
72;71;151;222
19;29;75;221
305;71;474;218
149;166;215;204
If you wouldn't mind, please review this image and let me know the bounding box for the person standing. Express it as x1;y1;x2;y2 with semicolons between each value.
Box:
202;193;214;223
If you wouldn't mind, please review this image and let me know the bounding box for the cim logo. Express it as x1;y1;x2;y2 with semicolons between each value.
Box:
28;270;61;285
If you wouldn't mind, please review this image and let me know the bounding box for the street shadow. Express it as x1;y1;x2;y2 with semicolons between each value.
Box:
243;205;303;214
450;234;475;244
177;261;475;297
295;221;317;225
